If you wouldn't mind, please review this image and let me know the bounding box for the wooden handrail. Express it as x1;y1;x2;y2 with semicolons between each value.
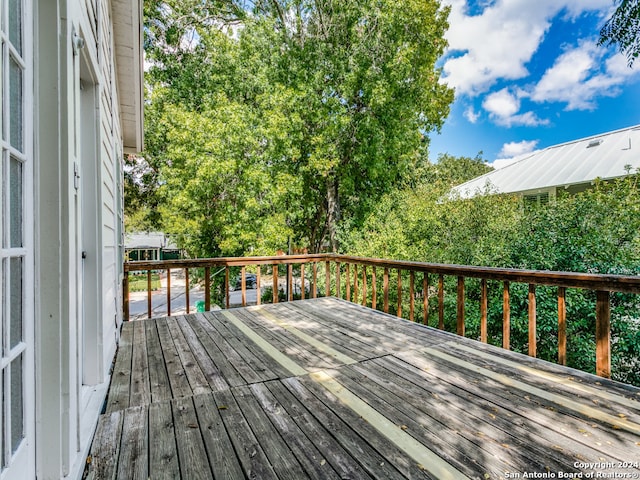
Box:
122;253;640;379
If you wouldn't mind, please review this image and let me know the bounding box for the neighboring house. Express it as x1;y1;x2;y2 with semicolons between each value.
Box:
453;125;640;204
2;1;143;478
125;232;182;261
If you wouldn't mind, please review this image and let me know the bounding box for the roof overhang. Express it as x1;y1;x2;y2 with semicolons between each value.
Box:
112;0;144;153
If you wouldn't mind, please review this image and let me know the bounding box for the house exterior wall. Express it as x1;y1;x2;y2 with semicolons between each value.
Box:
28;0;138;478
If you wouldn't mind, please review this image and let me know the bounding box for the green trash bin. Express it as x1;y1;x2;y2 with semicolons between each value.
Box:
195;300;205;312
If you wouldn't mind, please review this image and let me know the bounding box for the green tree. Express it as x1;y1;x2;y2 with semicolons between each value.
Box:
599;0;640;67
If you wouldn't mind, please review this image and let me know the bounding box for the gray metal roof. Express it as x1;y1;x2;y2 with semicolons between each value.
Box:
124;232;178;250
453;125;640;198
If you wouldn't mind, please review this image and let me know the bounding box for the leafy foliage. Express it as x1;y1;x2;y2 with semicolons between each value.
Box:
345;158;640;386
599;0;640;67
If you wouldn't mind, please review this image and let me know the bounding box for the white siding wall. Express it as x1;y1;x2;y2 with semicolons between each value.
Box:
34;0;130;478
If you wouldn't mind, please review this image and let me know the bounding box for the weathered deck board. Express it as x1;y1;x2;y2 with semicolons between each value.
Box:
90;298;640;480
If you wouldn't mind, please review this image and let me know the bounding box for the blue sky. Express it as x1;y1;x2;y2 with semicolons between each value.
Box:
429;0;640;167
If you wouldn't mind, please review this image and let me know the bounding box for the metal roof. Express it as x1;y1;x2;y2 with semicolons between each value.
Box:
453;125;640;198
124;232;178;250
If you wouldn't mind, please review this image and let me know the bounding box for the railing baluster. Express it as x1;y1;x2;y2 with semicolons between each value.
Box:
301;264;306;300
335;262;341;299
503;281;510;350
325;261;330;297
362;265;367;307
528;284;536;357
147;270;152;318
383;268;389;314
423;273;428;326
371;267;377;310
596;291;611;378
346;263;351;302
256;266;261;306
353;264;359;304
397;269;402;318
205;267;211;311
167;268;172;317
312;262;318;298
457;276;465;336
185;268;190;314
273;265;278;303
438;274;444;330
558;287;566;365
409;271;415;322
287;264;293;302
241;266;247;307
225;267;230;309
123;273;130;322
480;279;487;343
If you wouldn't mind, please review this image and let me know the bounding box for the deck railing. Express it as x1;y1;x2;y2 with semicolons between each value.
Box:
123;254;640;379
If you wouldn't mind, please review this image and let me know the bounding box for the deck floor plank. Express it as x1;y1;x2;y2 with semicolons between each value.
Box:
144;319;172;403
148;401;180;480
116;406;148;480
90;298;640;480
172;396;212;480
105;322;134;413
166;316;211;396
156;318;193;399
192;393;246;479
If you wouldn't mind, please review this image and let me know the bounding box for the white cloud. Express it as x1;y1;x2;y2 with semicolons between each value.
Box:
531;41;640;110
492;140;540;169
498;139;539;158
464;106;481;123
440;0;611;96
482;88;549;127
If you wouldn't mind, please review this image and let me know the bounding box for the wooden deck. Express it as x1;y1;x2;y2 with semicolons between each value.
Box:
87;297;640;479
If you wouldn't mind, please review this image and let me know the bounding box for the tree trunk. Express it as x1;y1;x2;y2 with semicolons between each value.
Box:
326;175;340;252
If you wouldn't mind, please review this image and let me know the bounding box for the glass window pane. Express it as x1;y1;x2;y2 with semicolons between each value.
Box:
10;355;23;453
9;57;23;151
9;0;23;55
10;258;23;349
10;157;23;248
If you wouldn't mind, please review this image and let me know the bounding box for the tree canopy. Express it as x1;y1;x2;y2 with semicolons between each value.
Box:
135;0;454;254
599;0;640;66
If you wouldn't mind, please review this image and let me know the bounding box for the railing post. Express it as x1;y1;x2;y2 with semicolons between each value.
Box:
205;267;211;311
528;284;536;357
558;287;566;365
480;279;487;343
438;275;444;330
457;276;465;337
596;291;611;378
147;270;152;318
123;272;130;322
503;281;510;350
396;269;402;318
422;273;428;326
273;265;278;303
